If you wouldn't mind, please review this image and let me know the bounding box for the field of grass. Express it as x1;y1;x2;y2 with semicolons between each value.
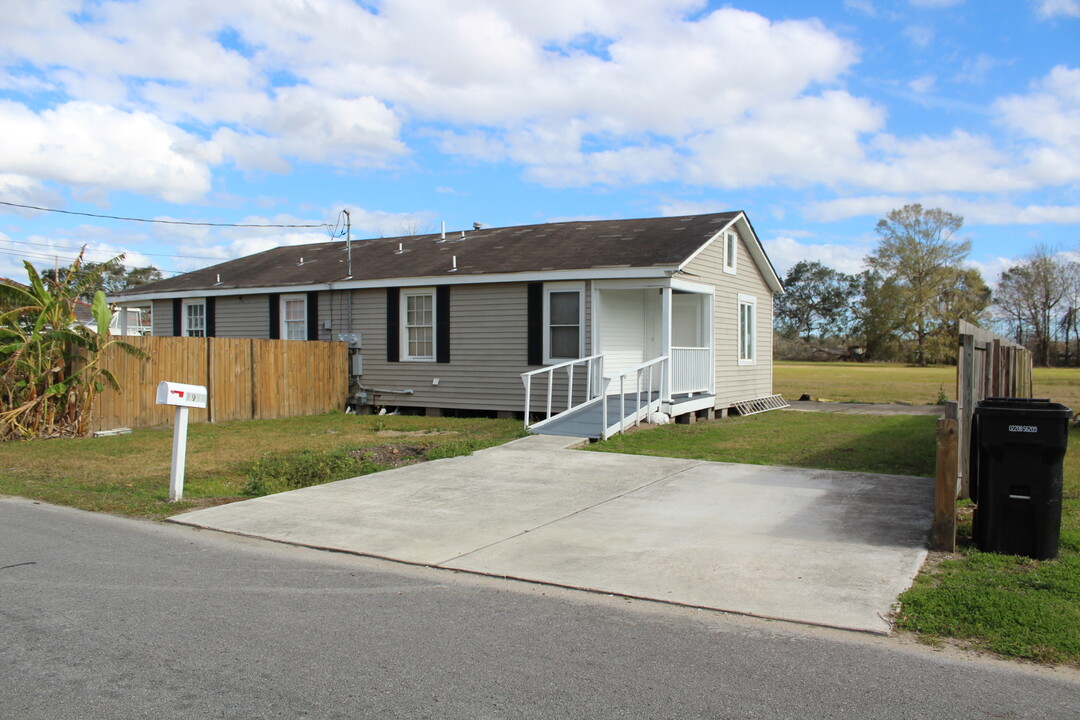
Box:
0;413;524;518
587;411;937;477
776;360;1080;410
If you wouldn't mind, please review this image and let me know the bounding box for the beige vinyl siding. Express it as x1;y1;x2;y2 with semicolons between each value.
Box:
683;228;774;408
214;294;271;339
345;281;591;414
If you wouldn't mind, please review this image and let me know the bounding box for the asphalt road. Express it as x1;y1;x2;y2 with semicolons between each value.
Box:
2;497;1078;720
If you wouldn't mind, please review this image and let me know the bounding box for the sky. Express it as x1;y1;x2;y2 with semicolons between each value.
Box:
0;0;1078;287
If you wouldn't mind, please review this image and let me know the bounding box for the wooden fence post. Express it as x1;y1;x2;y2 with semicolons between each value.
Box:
932;403;959;553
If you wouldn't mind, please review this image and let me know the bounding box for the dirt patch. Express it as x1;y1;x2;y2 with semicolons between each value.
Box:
376;430;458;438
349;444;428;468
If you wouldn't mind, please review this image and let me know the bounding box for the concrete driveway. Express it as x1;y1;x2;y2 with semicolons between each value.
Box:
170;434;935;634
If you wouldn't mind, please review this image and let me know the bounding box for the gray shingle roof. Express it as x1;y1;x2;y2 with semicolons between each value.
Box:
115;212;748;296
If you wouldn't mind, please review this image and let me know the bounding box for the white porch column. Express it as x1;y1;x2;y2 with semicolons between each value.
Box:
661;286;672;402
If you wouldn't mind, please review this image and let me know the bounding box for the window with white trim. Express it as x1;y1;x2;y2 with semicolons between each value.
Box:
401;288;435;361
544;283;584;363
738;294;755;364
724;231;738;274
281;294;307;340
182;299;205;337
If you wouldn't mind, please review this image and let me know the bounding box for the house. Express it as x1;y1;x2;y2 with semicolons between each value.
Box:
73;301;152;336
111;212;784;438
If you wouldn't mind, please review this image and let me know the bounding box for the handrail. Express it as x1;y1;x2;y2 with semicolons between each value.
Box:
602;355;668;439
521;354;604;431
671;346;711;394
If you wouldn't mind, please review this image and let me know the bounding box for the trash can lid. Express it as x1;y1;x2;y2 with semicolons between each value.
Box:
975;397;1073;417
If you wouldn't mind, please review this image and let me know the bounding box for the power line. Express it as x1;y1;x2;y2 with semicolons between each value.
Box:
0;200;333;229
0;248;184;275
2;237;224;261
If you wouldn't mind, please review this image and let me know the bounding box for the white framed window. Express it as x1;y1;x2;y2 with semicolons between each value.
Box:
281;294;307;340
724;231;738;274
401;287;435;361
544;283;584;363
738;294;755;365
182;299;205;337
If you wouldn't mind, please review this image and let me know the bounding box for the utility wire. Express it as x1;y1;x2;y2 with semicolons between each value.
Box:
3;237;225;261
0;200;332;229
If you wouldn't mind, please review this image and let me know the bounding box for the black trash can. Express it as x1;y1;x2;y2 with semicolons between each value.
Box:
970;397;1071;560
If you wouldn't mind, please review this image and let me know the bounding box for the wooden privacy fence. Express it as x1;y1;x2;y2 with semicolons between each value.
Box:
956;319;1033;499
932;321;1033;551
88;336;349;432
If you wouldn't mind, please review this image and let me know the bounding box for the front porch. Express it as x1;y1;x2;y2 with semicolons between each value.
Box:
522;281;716;440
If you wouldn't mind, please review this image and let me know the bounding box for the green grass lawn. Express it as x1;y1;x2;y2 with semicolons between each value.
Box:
0;413;524;518
775;360;1080;411
894;422;1080;666
586;411;937;477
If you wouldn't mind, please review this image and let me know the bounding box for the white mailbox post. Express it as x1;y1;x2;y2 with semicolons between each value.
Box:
156;381;207;502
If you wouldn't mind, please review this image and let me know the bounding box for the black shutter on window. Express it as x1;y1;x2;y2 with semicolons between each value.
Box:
206;297;216;338
436;285;450;363
386;287;399;362
268;293;280;339
527;282;543;366
307;292;319;341
172;298;182;336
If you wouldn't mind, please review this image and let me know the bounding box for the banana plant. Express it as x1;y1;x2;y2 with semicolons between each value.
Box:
0;250;147;440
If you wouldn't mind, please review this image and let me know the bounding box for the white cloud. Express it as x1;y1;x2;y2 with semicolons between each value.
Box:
805;195;1080;225
902;25;934;47
996;65;1080;185
908;75;936;94
0;0;1075;210
0;101;215;203
1034;0;1080;19
762;235;872;276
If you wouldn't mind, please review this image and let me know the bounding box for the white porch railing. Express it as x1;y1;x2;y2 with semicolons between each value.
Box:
671;346;711;394
521;354;604;432
602;355;668;439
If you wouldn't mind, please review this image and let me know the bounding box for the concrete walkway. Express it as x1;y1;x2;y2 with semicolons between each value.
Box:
170;434;935;634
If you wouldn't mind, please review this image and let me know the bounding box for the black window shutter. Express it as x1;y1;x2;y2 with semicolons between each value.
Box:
172;298;182;336
206;297;216;338
436;285;450;363
527;283;543;366
268;293;280;339
386;288;400;362
306;292;319;341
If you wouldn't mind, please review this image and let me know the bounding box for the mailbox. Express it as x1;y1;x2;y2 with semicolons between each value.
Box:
156;381;207;409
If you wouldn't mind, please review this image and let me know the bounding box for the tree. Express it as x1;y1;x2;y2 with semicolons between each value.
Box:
40;255;162;300
774;261;858;340
0;252;147;440
865;204;985;365
994;247;1075;366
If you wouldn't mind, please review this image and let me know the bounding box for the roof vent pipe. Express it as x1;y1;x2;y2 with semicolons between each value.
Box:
395;242;404;254
438;221;446;243
299;257;304;265
450;255;457;272
473;222;482;230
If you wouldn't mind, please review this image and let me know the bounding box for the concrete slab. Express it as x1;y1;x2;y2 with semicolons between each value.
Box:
448;462;933;633
171;434;934;634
